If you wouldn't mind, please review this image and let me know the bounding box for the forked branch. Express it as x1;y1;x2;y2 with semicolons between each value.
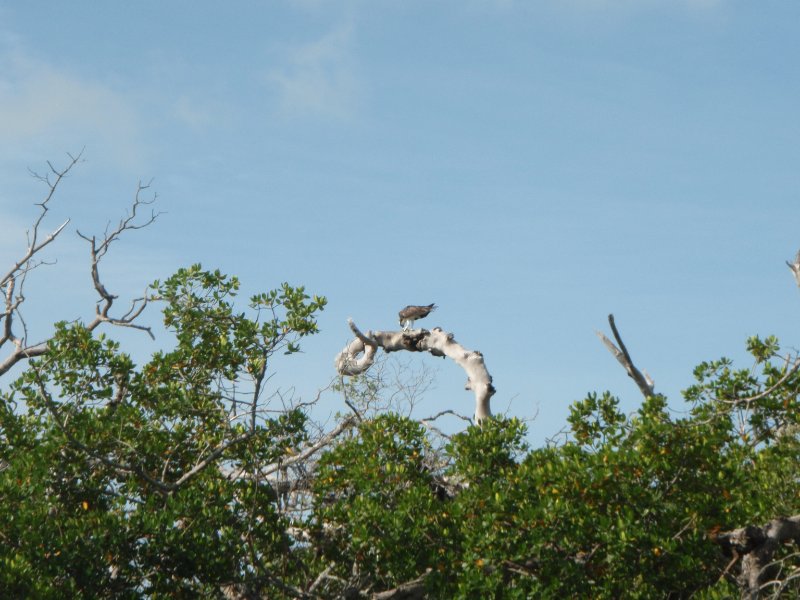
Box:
78;180;161;339
1;156;160;378
596;314;655;398
0;151;81;291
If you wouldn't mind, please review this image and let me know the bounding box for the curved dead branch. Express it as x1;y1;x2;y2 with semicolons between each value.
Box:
335;318;495;422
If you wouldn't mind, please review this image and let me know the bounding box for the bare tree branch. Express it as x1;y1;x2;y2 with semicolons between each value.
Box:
596;314;655;399
0;151;81;290
371;569;431;599
335;319;495;423
1;159;162;379
786;250;800;288
79;181;161;340
0;153;84;373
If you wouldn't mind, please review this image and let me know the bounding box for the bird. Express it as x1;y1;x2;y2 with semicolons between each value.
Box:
398;303;436;330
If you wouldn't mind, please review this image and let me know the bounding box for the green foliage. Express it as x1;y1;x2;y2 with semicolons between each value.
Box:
313;415;450;589
3;260;800;598
307;337;800;598
0;265;325;597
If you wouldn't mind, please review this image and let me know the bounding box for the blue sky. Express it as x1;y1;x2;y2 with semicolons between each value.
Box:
1;1;799;444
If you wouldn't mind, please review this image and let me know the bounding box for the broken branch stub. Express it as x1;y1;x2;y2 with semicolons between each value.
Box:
787;250;800;288
596;313;655;399
335;319;495;422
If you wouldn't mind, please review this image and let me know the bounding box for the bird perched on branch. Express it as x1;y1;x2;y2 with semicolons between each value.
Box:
398;304;436;331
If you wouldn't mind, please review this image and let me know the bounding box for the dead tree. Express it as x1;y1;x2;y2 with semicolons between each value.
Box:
334;318;495;423
0;152;159;378
715;516;800;599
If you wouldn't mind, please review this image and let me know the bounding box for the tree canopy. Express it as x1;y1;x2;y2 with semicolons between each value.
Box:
2;163;800;598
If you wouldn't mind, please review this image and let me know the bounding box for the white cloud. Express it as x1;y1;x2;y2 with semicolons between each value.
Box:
266;23;364;120
0;43;147;169
172;95;215;129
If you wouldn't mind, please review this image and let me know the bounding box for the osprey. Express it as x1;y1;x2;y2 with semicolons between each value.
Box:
398;303;436;330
